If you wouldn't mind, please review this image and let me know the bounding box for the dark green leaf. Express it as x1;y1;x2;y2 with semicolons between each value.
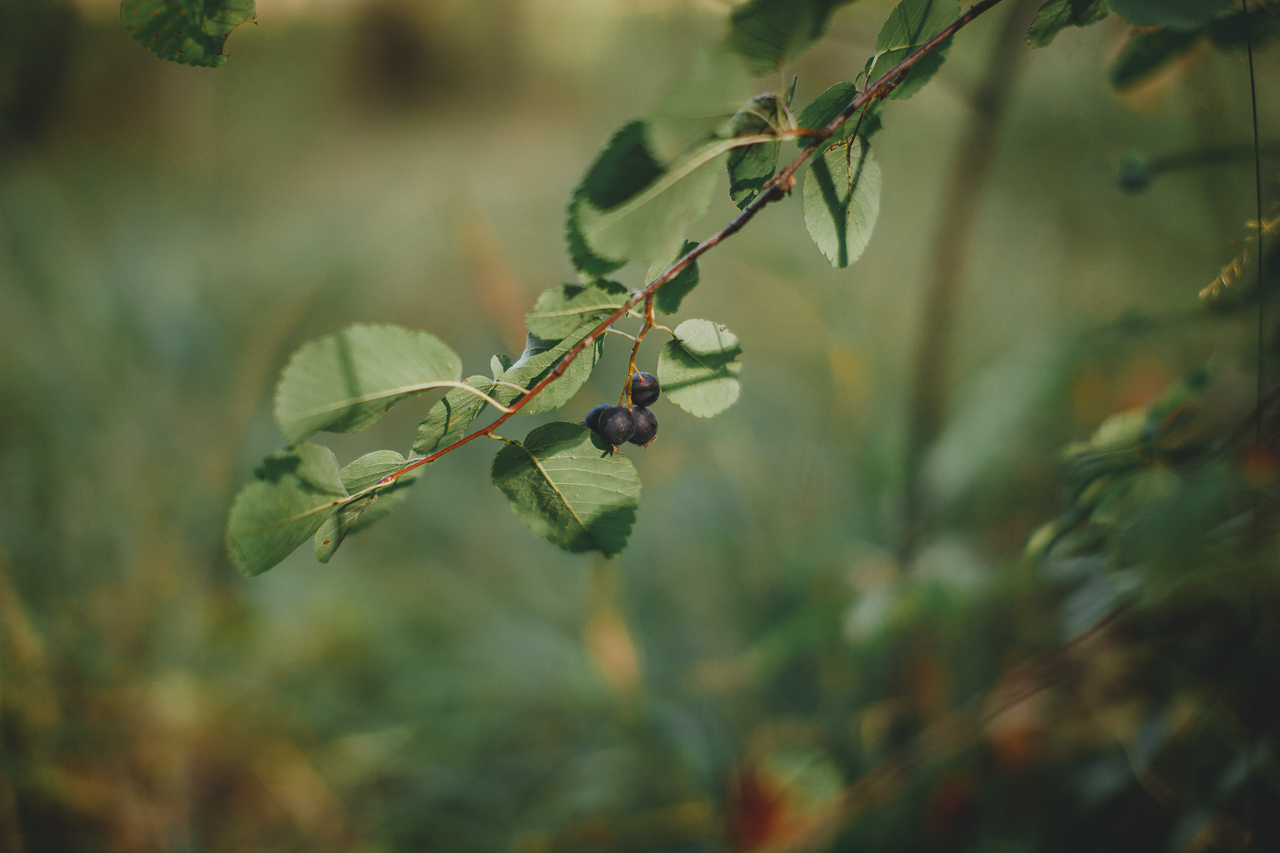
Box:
803;136;882;268
1027;0;1111;48
491;423;642;556
657;319;743;418
726;96;782;208
274;323;463;445
865;0;958;101
1206;10;1280;48
525;280;629;340
650;240;701;315
796;81;884;151
315;450;422;563
1109;0;1232;30
413;376;497;456
120;0;255;68
1109;27;1202;90
226;442;346;576
727;0;855;75
499;324;606;416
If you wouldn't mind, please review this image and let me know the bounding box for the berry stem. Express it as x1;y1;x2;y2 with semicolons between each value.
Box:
620;296;655;406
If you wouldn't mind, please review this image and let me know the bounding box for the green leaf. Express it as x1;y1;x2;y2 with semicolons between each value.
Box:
499;324;606;416
657;319;743;418
648;50;754;160
648;241;702;315
413;376;497;456
1027;0;1111;47
567;120;727;274
524;280;629;341
865;0;958;101
803;136;882;268
1206;10;1280;48
1109;0;1232;30
726;96;782;209
274;323;463;445
490;423;642;556
315;450;421;563
727;0;855;75
795;81;884;150
1109;27;1202;90
120;0;255;68
226;442;346;577
491;354;512;376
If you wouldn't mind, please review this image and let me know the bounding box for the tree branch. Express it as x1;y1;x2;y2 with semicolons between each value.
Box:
384;0;1009;485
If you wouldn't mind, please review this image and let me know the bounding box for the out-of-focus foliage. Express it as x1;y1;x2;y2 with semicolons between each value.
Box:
3;0;1280;851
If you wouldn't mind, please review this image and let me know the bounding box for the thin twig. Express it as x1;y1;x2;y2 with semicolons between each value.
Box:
381;0;1009;485
620;297;656;406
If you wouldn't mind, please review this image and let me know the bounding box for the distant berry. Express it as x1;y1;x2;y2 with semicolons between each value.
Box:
628;407;657;447
596;405;636;447
584;403;610;432
630;372;661;407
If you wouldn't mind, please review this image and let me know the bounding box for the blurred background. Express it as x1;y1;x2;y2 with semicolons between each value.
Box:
2;0;1279;850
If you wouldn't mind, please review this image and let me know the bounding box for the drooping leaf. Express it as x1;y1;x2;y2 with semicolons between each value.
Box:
315;450;421;563
657;319;743;418
727;0;855;75
413;376;497;456
726;96;782;209
567;117;735;275
865;0;959;101
1109;0;1232;30
795;81;884;150
1109;27;1202;90
803;136;882;268
226;442;346;577
524;280;629;341
1027;0;1111;48
274;323;463;445
120;0;255;68
499;324;606;416
648;241;702;315
490;423;642;556
491;354;513;376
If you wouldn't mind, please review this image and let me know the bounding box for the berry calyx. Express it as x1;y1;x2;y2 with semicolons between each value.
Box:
630;372;661;407
584;403;610;432
595;405;636;447
628;407;657;447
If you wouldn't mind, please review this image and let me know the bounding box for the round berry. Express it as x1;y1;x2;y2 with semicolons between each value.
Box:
584;403;610;432
628;407;657;447
630;372;661;407
596;405;636;447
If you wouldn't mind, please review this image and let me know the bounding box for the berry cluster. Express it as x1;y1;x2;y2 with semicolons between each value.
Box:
584;372;660;449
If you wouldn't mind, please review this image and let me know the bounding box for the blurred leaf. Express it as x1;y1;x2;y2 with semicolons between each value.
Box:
649;240;701;315
413;376;497;456
1206;9;1280;48
490;423;641;556
315;450;421;563
726;0;854;75
658;319;743;417
866;0;958;101
499;325;605;415
525;280;629;340
274;323;463;445
649;49;754;159
803;136;881;268
567;120;726;273
1109;27;1202;90
1027;0;1111;48
226;442;346;576
120;0;255;68
726;96;781;208
1109;0;1232;30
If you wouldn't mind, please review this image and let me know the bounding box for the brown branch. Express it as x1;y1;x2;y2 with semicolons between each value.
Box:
384;0;1009;485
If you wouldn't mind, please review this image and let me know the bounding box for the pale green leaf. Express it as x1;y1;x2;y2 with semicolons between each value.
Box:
865;0;958;101
1027;0;1111;47
315;450;421;563
1109;0;1232;30
120;0;255;68
274;323;463;445
499;324;606;416
648;50;754;160
657;319;743;418
647;240;701;315
491;354;513;376
803;136;881;268
226;442;346;577
524;280;629;341
491;423;642;556
413;376;497;456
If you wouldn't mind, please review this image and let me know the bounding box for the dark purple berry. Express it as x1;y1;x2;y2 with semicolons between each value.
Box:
597;405;636;447
584;403;610;432
628;407;657;447
630;372;660;407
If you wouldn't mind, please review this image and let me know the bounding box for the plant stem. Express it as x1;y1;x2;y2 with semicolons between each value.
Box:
620;297;655;406
381;0;1010;486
